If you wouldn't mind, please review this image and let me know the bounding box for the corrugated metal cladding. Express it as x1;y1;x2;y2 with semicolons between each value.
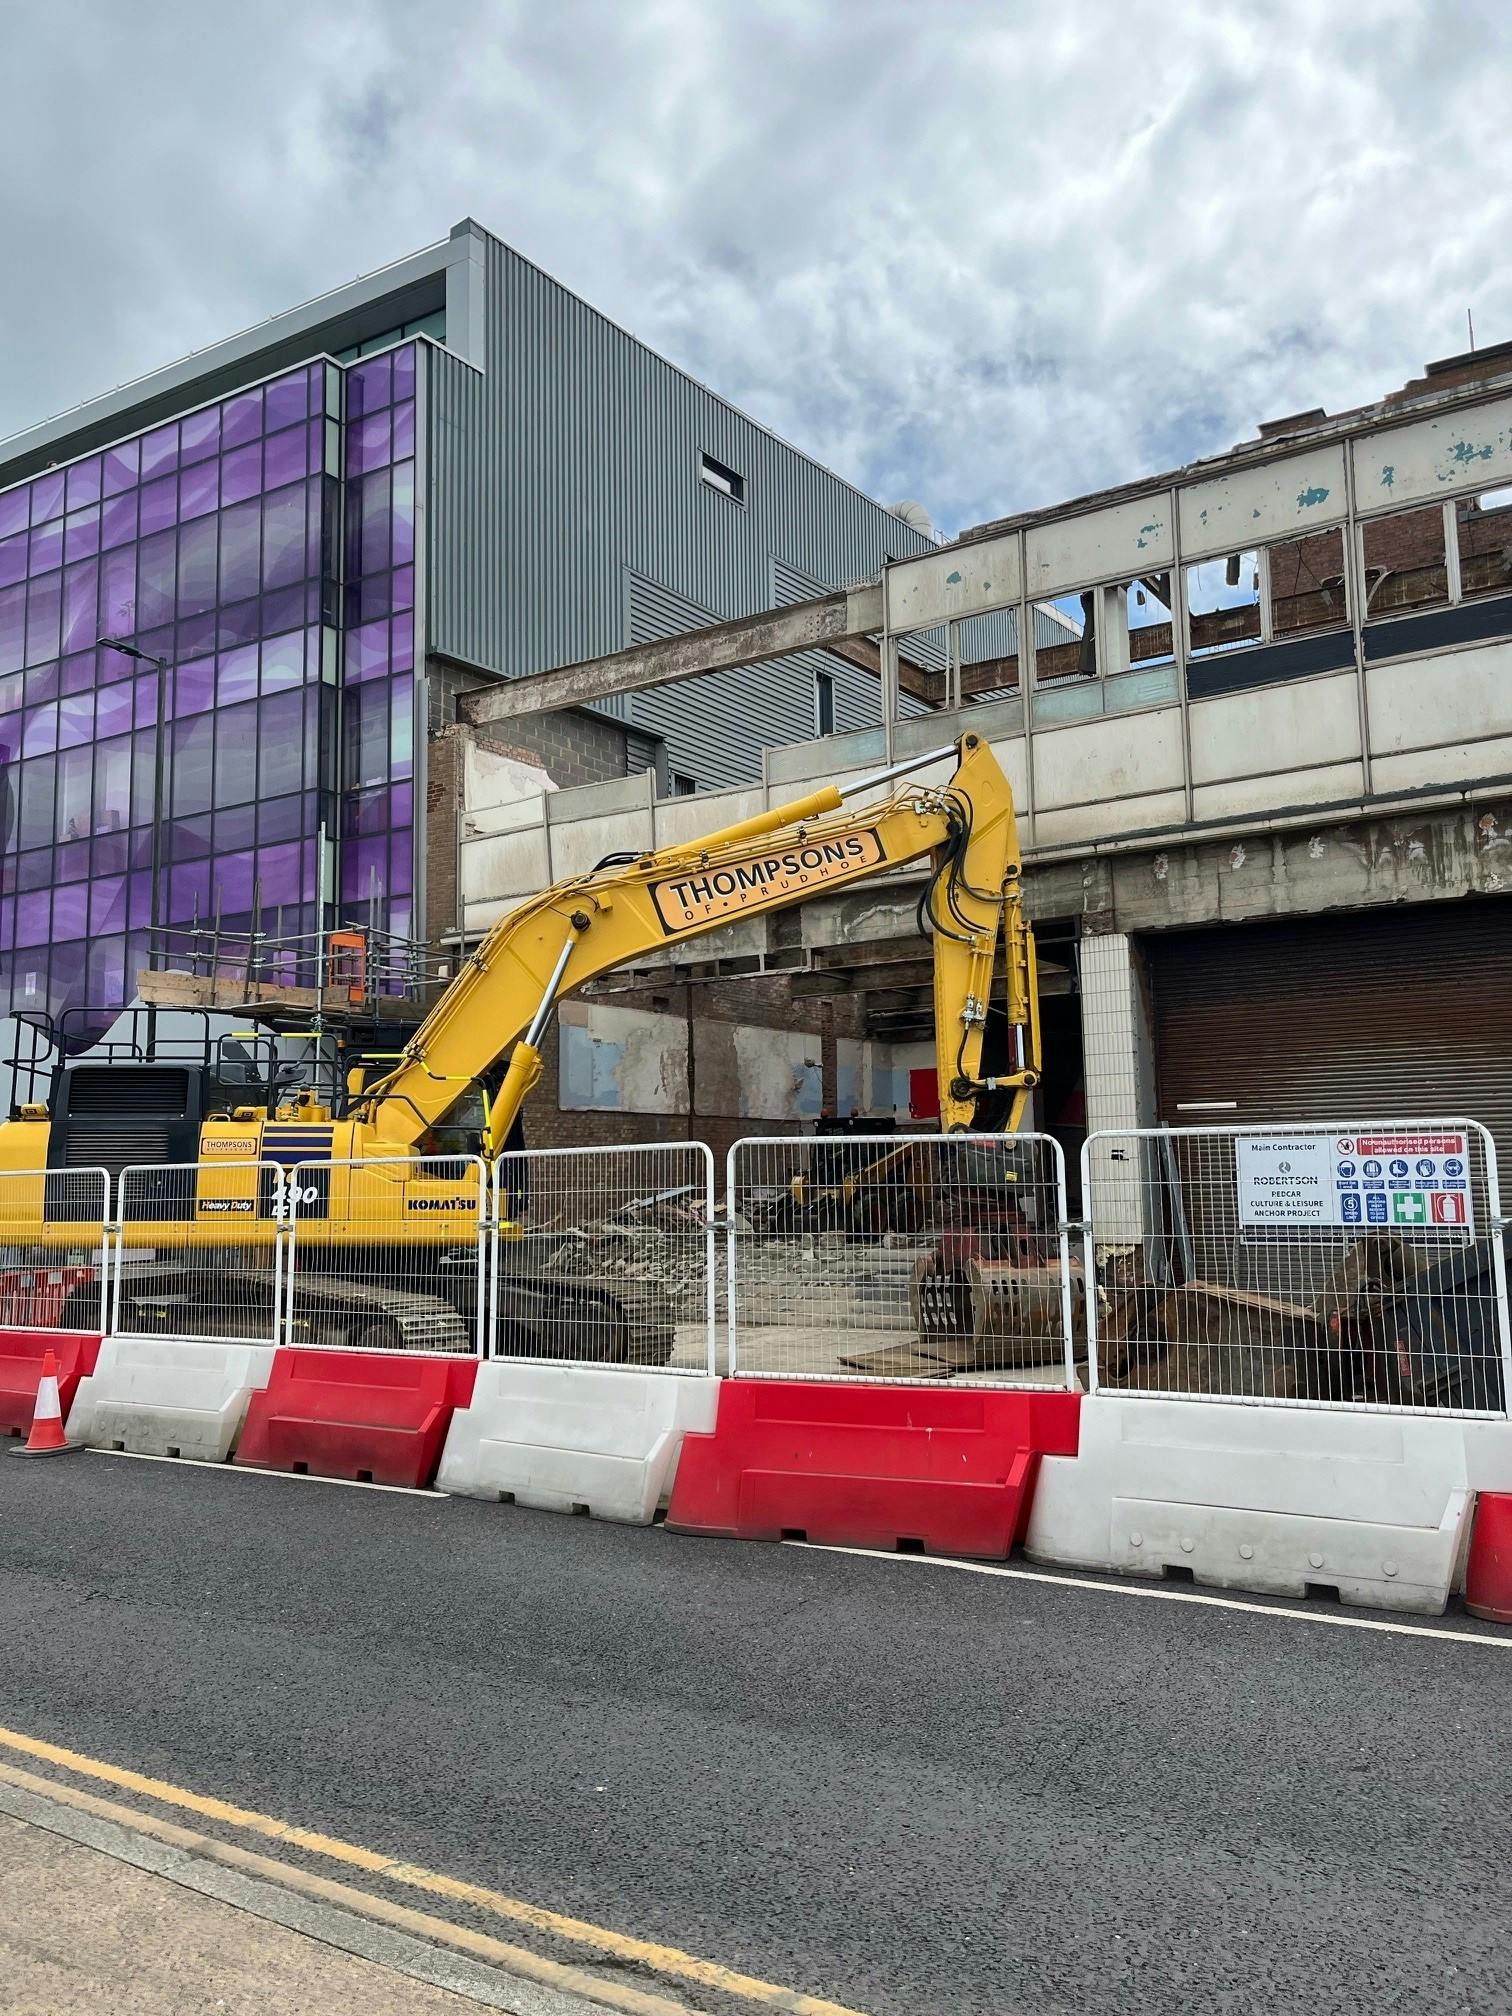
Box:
424;227;945;784
1145;900;1512;1166
626;572;829;785
623;727;660;777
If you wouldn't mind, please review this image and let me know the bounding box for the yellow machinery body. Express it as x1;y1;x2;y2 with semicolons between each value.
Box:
0;734;1038;1299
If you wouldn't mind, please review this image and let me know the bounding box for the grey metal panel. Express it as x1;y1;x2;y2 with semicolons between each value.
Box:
425;226;941;782
626;573;824;786
771;558;880;736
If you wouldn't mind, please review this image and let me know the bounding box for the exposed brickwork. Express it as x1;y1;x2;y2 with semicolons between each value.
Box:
424;727;465;956
491;708;633;792
427;655;634;790
519;974;867;1158
422;664;638;949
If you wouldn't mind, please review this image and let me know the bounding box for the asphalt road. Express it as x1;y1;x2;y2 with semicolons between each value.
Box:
1;1453;1509;2016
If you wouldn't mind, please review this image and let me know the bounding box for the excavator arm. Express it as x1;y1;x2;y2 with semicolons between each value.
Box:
359;733;1038;1158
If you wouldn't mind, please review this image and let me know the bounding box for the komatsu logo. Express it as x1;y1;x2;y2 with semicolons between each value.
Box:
651;829;884;931
407;1196;475;1212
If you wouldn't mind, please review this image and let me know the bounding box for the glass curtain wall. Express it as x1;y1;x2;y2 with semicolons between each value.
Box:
340;345;416;947
0;344;417;1032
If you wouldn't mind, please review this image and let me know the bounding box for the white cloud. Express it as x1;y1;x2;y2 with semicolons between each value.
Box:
4;0;1511;533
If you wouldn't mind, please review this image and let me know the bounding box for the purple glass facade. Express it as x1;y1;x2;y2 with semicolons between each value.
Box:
340;346;416;941
0;345;418;1027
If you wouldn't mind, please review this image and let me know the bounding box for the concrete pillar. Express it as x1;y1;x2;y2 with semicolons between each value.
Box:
1078;930;1158;1248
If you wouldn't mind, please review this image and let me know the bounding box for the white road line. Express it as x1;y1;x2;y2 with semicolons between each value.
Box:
87;1449;446;1498
785;1541;1512;1648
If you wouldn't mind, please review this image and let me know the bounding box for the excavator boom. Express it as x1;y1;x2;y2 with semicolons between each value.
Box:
360;732;1038;1155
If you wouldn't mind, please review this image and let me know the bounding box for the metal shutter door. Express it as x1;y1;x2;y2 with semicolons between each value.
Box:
1146;898;1512;1165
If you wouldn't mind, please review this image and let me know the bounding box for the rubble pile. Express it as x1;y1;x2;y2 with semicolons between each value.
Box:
540;1199;711;1319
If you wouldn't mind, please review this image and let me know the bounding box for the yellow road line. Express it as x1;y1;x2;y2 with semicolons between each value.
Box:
0;1724;868;2016
0;1758;689;2016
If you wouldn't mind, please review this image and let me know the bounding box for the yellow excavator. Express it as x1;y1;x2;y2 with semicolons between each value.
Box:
0;732;1040;1355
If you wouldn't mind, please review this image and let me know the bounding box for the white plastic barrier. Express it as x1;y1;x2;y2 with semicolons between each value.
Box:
436;1364;720;1523
67;1337;276;1463
1022;1394;1510;1615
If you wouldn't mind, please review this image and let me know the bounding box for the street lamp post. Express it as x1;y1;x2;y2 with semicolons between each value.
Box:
98;637;168;974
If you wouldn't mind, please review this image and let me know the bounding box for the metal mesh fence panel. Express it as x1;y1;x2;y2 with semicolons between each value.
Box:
1082;1121;1510;1415
287;1156;486;1354
726;1132;1080;1386
491;1143;715;1372
0;1167;109;1332
114;1162;282;1344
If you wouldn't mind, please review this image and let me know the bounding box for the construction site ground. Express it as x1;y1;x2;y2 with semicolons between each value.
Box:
594;1225;1078;1383
669;1320;1071;1385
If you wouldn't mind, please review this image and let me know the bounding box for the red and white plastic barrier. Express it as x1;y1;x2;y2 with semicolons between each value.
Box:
7;1315;1512;1629
437;1364;718;1523
236;1349;478;1488
667;1382;1081;1558
67;1337;276;1464
1024;1395;1512;1616
0;1329;101;1439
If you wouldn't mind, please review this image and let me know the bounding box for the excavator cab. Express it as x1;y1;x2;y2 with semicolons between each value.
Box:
4;1011;286;1203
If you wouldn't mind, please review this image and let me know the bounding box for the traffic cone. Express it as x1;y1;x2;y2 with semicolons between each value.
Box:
1465;1492;1512;1625
9;1349;80;1459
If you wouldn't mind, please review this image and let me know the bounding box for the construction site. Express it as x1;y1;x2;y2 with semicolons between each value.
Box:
1;325;1492;1422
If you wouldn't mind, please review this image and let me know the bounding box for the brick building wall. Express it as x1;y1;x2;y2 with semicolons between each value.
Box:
522;973;868;1161
423;672;635;952
427;656;633;786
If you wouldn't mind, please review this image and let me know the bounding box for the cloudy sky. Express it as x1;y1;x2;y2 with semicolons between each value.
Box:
4;0;1510;536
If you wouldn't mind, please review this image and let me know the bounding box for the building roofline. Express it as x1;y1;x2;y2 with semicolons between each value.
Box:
451;216;937;553
959;358;1512;547
0;234;457;480
2;211;936;556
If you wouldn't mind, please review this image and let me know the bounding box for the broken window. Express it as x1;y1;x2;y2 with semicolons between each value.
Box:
1125;573;1175;666
1032;593;1091;682
1454;486;1512;601
1185;552;1261;655
1267;524;1347;639
1360;505;1449;619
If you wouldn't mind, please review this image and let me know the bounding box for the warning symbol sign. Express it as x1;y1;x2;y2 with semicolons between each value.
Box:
1238;1132;1474;1231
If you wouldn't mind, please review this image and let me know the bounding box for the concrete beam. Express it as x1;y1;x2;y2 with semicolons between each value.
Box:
457;583;940;724
790;959;938;1000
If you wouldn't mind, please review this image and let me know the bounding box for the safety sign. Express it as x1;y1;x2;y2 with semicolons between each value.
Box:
1237;1131;1473;1231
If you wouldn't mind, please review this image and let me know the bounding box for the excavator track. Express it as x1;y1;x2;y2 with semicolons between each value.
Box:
494;1268;677;1366
107;1256;676;1364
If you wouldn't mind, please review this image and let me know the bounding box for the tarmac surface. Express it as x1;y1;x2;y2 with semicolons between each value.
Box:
1;1450;1509;2016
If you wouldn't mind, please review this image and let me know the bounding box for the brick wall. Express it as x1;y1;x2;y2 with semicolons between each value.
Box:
423;663;637;947
519;974;868;1159
427;655;634;788
424;726;465;956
